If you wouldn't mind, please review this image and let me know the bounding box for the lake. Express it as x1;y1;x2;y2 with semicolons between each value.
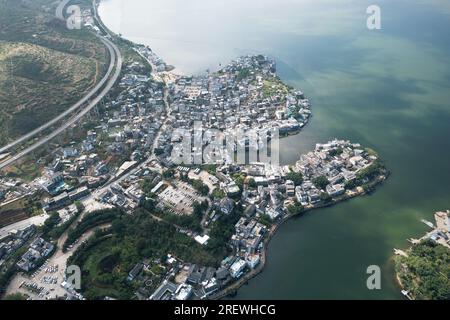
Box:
99;0;450;299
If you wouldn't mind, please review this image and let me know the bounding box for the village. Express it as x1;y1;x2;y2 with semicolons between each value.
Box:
0;32;388;300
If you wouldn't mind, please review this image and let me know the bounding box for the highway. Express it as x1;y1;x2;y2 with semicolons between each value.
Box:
0;36;116;156
0;36;122;170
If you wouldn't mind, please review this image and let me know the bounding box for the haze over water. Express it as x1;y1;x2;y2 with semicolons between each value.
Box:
99;0;450;299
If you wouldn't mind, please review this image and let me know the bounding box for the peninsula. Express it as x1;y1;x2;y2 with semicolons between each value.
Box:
394;210;450;300
0;0;389;300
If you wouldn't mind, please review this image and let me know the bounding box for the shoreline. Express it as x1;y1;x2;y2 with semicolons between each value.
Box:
391;210;450;301
211;174;389;300
94;0;388;301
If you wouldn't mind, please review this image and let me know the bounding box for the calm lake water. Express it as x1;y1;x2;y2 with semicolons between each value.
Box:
99;0;450;299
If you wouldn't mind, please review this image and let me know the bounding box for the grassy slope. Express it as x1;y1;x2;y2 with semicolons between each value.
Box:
0;0;107;145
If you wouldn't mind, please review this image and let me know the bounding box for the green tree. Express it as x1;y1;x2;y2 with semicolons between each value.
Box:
328;148;343;157
320;192;332;204
357;160;384;180
287;201;304;216
248;178;257;189
313;175;330;190
192;180;210;196
286;171;303;186
4;293;27;300
233;173;246;190
211;188;226;199
162;169;175;179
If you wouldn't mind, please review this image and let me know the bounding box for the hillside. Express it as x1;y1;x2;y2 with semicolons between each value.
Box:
0;0;107;145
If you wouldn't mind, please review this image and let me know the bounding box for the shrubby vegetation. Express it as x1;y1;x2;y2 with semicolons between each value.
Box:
286;171;303;186
236;68;251;82
68;209;220;299
211;188;226;199
320;192;332;204
151;201;207;234
357;160;384;181
0;245;28;297
201;164;217;175
162;169;175;179
287;201;304;216
258;214;274;227
206;204;243;257
248;178;257;189
345;160;386;190
140;178;160;195
328;148;343;157
41;201;85;240
63;208;122;252
396;240;450;300
313;175;330;190
0;0;107;143
191;180;210;196
3;293;27;300
232;173;246;190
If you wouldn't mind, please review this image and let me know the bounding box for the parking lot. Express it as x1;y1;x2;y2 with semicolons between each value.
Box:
12;259;67;300
158;183;203;215
5;228;98;300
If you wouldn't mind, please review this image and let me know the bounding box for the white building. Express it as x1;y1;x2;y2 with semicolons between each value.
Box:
230;258;247;278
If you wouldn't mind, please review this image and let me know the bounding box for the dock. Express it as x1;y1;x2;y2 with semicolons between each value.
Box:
394;248;408;257
407;238;420;244
421;219;435;229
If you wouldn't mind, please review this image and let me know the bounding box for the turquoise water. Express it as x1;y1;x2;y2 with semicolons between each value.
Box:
99;0;450;299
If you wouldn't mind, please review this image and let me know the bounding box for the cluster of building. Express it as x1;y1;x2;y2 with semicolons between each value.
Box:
99;61;165;160
42;186;90;212
141;213;267;301
97;167;160;211
16;237;54;272
0;177;36;206
423;211;450;248
0;34;389;301
293;140;378;205
142;139;383;300
153;55;312;165
134;45;173;73
19;54;169;215
200;139;379;227
144;256;235;300
0;225;36;266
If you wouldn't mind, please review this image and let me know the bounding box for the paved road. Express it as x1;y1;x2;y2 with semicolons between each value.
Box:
0;36;122;170
0;36;116;156
0;214;49;241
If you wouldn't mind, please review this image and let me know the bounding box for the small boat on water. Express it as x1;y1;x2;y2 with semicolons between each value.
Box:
401;290;413;300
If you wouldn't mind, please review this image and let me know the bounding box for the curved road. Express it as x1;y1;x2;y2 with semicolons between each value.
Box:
0;36;117;156
0;36;122;170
